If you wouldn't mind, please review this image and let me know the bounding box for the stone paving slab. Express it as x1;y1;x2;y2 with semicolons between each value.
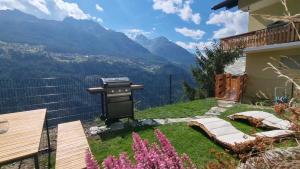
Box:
89;116;209;135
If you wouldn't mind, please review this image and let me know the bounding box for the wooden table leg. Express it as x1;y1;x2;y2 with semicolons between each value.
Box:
45;117;51;168
34;155;39;169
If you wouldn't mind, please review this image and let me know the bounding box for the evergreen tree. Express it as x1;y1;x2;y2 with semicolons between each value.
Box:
184;41;243;100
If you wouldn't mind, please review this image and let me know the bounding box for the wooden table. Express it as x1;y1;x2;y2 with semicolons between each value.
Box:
0;109;48;169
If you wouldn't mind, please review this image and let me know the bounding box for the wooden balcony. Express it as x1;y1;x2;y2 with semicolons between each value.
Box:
221;22;300;50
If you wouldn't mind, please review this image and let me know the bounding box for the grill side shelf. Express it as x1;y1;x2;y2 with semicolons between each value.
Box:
130;85;144;90
86;87;105;94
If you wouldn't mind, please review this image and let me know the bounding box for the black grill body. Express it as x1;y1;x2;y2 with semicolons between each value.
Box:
87;77;143;124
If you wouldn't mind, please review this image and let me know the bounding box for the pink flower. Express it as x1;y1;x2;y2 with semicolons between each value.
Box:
155;129;184;169
103;155;122;169
90;129;195;169
181;153;197;169
118;153;133;169
85;149;100;169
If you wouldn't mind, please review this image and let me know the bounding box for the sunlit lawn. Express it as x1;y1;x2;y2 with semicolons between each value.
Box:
135;98;217;119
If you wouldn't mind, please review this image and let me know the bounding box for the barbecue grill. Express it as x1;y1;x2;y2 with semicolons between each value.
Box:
87;77;143;125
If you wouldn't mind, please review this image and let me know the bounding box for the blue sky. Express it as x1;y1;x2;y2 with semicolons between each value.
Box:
0;0;248;52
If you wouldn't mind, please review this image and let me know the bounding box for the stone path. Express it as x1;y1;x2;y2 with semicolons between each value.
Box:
141;100;237;126
90;100;236;135
204;100;236;116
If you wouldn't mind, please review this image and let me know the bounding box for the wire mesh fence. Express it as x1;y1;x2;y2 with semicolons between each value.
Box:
0;74;189;127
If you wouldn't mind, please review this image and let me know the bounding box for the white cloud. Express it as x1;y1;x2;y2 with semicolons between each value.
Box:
123;29;152;39
96;18;103;23
0;0;95;21
206;10;248;39
179;2;192;21
53;0;90;20
28;0;50;15
153;0;201;24
95;4;103;12
92;16;103;23
176;41;213;50
191;13;200;24
175;27;205;40
0;0;26;10
152;0;180;14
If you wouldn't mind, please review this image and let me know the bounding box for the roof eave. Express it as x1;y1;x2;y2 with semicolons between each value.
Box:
211;0;239;10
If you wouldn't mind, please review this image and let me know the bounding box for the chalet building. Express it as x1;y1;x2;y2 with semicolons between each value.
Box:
213;0;300;103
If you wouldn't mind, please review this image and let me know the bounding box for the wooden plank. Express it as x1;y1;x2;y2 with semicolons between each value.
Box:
255;130;294;138
291;24;295;42
228;111;292;130
295;22;300;41
0;109;46;164
221;22;300;50
287;24;291;43
55;121;90;169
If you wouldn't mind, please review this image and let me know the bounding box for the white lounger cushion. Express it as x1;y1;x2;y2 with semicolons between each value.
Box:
228;111;292;130
189;117;256;147
218;133;254;145
255;130;294;138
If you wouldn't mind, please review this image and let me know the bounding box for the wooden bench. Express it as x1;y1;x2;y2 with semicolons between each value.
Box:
55;121;90;169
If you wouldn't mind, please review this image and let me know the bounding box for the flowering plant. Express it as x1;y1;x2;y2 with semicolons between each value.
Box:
86;129;196;169
86;149;100;169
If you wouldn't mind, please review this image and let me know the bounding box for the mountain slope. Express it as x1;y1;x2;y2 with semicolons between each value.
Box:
0;10;196;109
0;41;193;108
135;34;195;67
0;10;165;64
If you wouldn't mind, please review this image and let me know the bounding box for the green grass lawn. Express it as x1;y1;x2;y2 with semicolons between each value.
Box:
89;100;297;168
89;123;229;168
135;98;217;119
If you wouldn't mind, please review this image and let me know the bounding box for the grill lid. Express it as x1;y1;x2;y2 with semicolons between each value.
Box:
101;77;131;87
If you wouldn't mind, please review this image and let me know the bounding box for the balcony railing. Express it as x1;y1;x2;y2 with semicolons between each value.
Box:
221;22;300;50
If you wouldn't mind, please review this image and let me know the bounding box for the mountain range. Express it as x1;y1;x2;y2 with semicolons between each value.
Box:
0;10;195;68
134;34;195;67
0;10;196;108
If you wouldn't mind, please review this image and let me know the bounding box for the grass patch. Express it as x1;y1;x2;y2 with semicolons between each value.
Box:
89;123;234;168
220;104;275;119
135;98;217;119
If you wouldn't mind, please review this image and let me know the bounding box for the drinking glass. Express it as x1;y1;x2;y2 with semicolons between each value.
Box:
0;118;9;134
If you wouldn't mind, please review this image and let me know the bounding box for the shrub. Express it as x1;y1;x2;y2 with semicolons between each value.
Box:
86;129;196;169
184;41;243;100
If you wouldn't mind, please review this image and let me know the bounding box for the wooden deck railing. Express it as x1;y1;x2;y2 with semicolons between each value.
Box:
221;22;300;50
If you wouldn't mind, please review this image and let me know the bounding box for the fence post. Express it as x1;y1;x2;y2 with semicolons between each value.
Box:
169;74;172;104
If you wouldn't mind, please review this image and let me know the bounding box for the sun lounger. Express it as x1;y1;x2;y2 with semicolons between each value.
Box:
188;117;256;152
228;111;292;130
255;130;294;139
